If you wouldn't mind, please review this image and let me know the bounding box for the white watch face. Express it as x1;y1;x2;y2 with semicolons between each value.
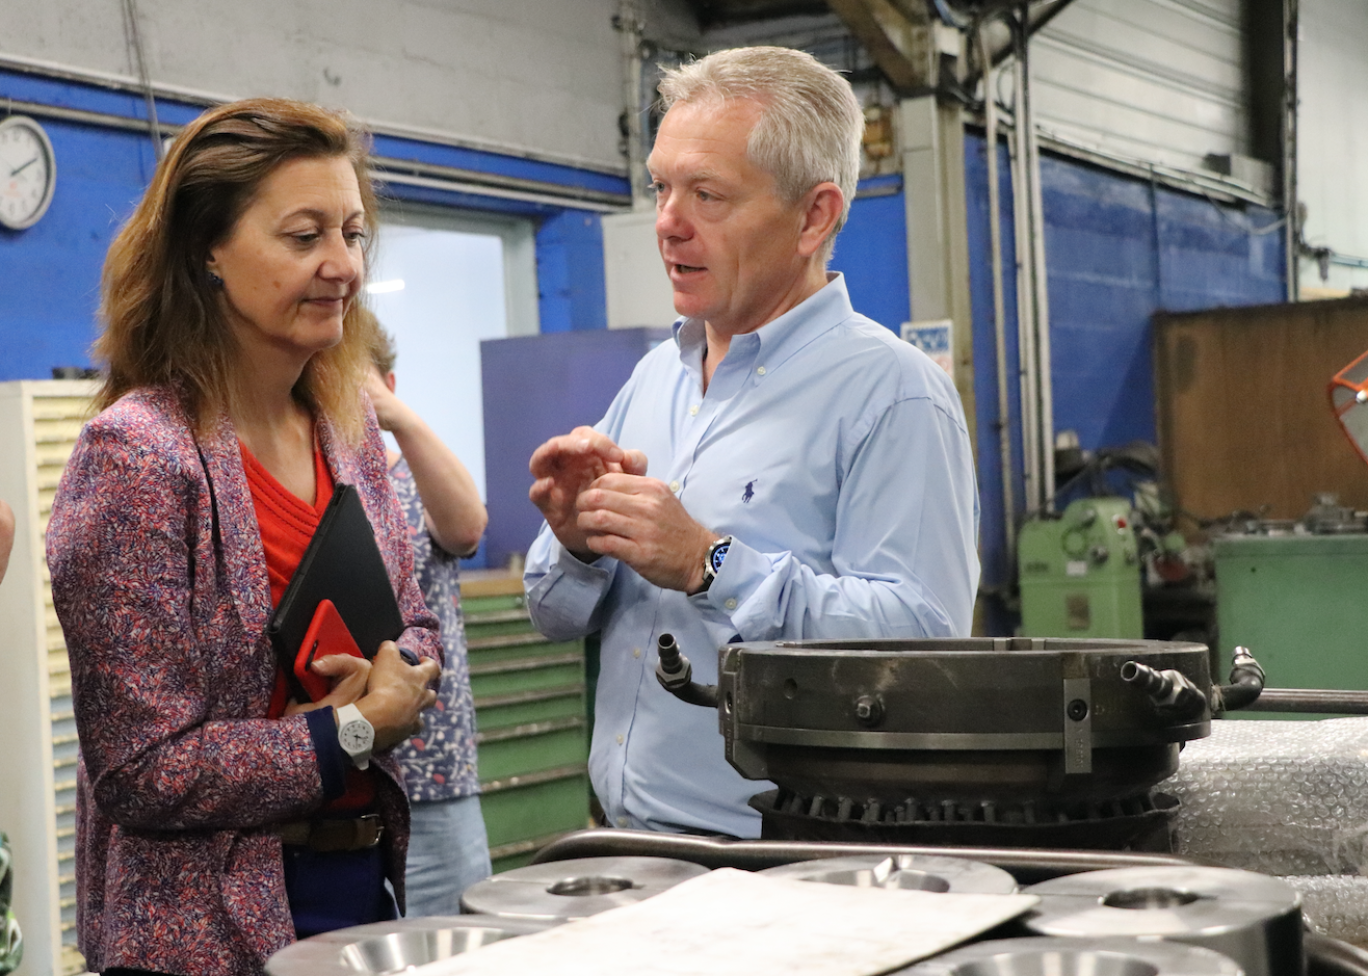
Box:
339;719;373;754
0;117;56;231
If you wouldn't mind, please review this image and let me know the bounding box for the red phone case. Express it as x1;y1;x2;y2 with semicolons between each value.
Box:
294;599;364;702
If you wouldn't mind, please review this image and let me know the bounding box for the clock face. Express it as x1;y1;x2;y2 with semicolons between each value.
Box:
0;116;56;230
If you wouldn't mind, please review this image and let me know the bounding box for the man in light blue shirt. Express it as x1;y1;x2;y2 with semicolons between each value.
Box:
524;46;979;839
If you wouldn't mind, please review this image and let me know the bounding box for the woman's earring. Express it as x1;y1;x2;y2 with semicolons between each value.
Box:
207;270;224;288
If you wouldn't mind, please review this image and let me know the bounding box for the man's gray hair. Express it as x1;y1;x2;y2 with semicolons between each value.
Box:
658;46;864;248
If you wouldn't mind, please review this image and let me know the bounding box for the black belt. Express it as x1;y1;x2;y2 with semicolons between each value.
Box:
275;814;383;853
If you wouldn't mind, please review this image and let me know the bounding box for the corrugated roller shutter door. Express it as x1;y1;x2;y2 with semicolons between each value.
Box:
1030;0;1246;174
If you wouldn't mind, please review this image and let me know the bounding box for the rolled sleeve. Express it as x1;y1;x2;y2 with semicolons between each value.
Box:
524;527;618;641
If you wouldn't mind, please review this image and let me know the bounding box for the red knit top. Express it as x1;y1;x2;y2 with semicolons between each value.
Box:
241;438;374;810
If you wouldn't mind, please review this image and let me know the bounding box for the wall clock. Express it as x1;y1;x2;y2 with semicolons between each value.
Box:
0;115;57;231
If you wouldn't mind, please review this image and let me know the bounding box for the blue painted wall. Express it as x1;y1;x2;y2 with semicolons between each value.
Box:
830;174;910;332
535;209;608;333
0;68;623;379
964;131;1286;631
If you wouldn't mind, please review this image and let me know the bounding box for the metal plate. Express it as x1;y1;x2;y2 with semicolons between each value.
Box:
264;915;554;976
1025;866;1302;976
459;856;711;920
759;853;1017;894
891;936;1243;976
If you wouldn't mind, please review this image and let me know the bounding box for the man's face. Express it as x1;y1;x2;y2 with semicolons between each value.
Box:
649;98;811;336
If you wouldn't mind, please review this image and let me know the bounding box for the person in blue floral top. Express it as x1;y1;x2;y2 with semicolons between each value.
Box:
366;323;491;914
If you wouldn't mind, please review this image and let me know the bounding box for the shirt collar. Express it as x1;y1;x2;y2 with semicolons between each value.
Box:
672;272;854;375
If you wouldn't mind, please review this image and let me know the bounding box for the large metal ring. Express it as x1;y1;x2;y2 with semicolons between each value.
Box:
1024;865;1302;976
890;936;1243;976
459;856;710;921
264;915;555;976
760;853;1017;894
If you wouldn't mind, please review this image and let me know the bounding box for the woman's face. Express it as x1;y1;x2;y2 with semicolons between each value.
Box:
207;155;366;366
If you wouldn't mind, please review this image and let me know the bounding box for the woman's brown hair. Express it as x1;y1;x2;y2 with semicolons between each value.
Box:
96;97;380;441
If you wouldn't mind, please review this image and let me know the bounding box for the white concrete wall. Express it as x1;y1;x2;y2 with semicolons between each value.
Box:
1297;0;1368;294
0;0;704;172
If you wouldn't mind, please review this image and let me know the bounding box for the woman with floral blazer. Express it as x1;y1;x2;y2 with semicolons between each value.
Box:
46;99;442;976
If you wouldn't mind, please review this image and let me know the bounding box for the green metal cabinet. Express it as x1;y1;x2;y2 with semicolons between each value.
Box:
1214;533;1368;719
461;577;591;872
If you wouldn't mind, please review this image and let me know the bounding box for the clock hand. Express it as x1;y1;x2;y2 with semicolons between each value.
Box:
9;157;38;177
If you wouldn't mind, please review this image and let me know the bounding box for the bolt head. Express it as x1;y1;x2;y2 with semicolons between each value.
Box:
854;694;884;727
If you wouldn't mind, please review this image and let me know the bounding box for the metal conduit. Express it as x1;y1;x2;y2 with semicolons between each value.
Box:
978;23;1017;570
1007;5;1054;515
119;0;163;161
1010;53;1042;515
1021;12;1056;509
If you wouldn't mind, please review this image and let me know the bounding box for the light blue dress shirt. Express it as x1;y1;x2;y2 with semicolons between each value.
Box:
524;274;980;838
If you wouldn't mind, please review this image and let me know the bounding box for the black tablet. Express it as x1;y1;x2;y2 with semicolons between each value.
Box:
267;483;405;678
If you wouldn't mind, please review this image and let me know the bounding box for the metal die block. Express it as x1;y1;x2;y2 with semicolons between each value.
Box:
715;638;1210;805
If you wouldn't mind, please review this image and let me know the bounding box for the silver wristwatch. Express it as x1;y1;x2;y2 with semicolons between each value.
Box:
699;535;733;593
336;703;374;770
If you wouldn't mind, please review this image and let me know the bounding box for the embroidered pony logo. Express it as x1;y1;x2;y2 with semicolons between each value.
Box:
743;480;756;504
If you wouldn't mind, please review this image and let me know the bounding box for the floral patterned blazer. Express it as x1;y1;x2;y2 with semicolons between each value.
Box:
46;387;442;976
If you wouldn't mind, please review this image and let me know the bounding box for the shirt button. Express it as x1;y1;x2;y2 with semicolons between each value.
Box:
689;404;699;416
616;816;628;827
757;366;766;375
633;647;641;658
669;480;681;492
724;597;738;610
616;733;624;744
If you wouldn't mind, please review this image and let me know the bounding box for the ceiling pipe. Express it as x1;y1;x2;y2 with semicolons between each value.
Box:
961;0;1082;93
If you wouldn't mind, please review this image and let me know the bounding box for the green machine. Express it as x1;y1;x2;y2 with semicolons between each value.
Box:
1018;497;1143;638
1214;530;1368;718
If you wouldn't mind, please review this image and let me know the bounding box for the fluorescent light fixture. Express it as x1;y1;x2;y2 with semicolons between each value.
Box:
367;279;406;294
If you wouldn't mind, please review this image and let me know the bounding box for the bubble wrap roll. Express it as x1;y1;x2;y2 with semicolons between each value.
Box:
1162;717;1368;876
1282;875;1368;948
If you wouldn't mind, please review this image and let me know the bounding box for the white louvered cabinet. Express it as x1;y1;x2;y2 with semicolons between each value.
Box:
0;379;97;976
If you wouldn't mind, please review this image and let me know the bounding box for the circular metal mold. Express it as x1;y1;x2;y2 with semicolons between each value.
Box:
458;856;710;921
264;915;554;976
759;853;1017;894
715;638;1213;804
889;937;1243;976
1025;866;1302;976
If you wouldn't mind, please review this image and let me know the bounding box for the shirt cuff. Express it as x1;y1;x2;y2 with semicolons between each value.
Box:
554;539;616;579
698;536;770;627
304;707;348;800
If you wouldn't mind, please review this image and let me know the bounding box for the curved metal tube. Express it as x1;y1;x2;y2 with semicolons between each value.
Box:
654;633;719;709
1214;646;1265;714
